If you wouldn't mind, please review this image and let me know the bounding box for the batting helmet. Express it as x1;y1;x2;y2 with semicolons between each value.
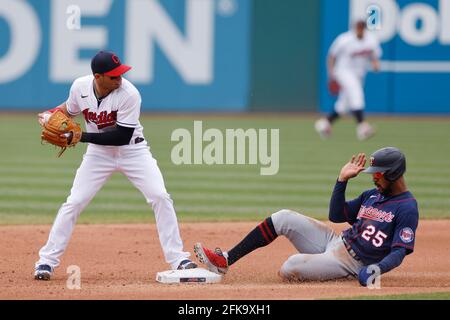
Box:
363;147;406;182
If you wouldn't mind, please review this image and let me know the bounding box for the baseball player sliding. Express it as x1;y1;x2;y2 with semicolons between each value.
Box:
34;51;197;280
195;147;419;286
315;20;382;141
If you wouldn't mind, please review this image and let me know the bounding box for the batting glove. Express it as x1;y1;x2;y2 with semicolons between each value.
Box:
358;266;373;287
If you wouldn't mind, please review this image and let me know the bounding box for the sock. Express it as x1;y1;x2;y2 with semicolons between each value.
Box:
226;217;278;266
327;111;340;124
352;110;364;123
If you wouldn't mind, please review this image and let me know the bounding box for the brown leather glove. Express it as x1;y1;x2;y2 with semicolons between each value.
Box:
41;109;82;157
328;78;340;96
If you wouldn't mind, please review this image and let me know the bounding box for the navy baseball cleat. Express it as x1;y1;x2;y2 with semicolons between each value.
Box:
34;264;53;281
177;259;198;270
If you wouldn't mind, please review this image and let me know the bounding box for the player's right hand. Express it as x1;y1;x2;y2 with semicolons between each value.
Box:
338;153;366;182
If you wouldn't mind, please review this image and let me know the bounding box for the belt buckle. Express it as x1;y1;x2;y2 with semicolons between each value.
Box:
349;248;358;260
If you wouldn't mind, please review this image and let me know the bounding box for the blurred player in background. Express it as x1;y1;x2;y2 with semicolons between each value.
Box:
315;20;382;141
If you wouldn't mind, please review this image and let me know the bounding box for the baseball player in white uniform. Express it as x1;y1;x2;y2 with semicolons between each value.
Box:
34;51;197;280
315;20;382;141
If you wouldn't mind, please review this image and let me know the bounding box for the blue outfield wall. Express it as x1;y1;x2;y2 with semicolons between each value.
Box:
320;0;450;114
0;0;251;111
2;0;450;114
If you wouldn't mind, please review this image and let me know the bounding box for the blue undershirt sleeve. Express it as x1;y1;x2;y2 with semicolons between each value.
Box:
377;247;407;274
329;180;363;224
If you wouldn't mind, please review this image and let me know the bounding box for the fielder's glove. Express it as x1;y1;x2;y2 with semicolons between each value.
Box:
328;78;340;96
41;109;82;157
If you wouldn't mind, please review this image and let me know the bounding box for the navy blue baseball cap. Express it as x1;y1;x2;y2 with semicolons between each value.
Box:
363;147;406;181
91;51;131;76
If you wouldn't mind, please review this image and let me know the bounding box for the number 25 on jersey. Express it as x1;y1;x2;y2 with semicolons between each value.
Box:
361;225;387;247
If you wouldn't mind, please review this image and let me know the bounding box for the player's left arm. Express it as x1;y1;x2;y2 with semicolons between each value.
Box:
376;246;407;274
359;203;418;286
358;247;407;287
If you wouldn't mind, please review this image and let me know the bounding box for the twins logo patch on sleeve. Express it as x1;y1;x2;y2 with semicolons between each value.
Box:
400;227;414;243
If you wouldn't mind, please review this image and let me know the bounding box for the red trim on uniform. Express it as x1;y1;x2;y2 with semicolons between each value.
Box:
258;224;270;243
47;107;61;113
263;220;274;240
392;243;414;250
104;64;132;77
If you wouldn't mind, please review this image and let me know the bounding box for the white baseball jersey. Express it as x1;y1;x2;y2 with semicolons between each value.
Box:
36;75;192;272
66;75;144;144
329;31;382;78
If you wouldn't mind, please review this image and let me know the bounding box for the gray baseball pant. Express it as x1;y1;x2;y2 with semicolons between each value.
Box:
271;209;364;281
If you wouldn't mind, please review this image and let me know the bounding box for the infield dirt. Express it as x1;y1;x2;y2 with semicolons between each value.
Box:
1;220;449;299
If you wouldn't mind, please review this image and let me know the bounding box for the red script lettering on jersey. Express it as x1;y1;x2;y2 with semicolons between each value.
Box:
351;49;373;58
82;109;117;129
357;205;394;223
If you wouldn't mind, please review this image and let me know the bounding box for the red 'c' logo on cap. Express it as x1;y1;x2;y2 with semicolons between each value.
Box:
112;55;120;64
370;157;374;166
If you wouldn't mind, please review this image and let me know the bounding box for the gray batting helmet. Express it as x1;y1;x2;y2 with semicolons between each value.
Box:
363;147;406;182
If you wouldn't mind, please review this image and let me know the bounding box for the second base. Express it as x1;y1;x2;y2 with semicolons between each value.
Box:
156;268;222;284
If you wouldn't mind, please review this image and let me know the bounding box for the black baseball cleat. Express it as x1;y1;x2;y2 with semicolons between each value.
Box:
34;264;53;281
177;259;198;270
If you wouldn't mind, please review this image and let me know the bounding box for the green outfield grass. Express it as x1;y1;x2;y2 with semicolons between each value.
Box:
0;113;449;224
342;291;450;300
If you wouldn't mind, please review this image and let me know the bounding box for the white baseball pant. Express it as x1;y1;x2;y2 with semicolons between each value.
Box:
36;143;190;270
271;209;363;281
334;70;365;114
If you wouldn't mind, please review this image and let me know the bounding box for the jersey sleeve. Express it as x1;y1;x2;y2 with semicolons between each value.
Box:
328;34;345;58
116;91;141;128
66;81;81;116
391;201;419;254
